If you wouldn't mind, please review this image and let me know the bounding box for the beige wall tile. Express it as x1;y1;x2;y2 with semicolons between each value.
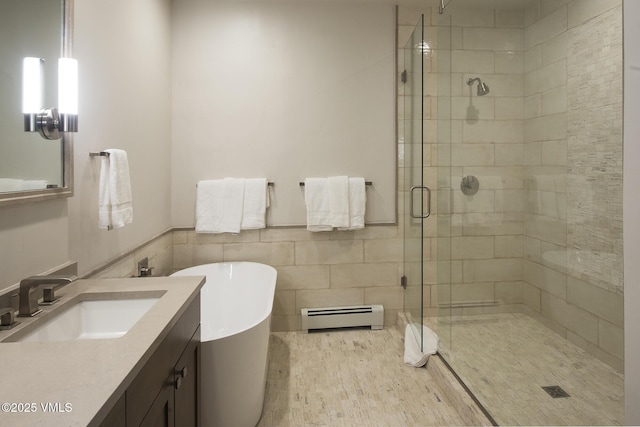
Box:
463;258;523;282
462;212;524;236
495;281;524;304
496;10;524;28
525;113;567;143
260;227;330;242
276;265;330;291
452;144;494;167
541;291;599;344
451;236;494;260
295;240;364;265
462;120;524;144
495;235;524;258
451;8;494;27
273;290;296;315
524;260;567;299
451;50;494;74
567;276;623;327
271;314;301;332
450;282;496;304
495;51;524;74
331;263;399;288
541;87;567;115
495;144;523;166
542;33;567;66
568;0;621;29
525;7;567;49
495;97;524;120
522;281;541;312
364;238;403;263
224;242;294;265
462;28;524;51
525;61;567;95
365;286;404;310
453;190;496;214
598;319;624;360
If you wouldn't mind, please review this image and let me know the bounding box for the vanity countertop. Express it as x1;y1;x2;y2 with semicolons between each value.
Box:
0;276;205;427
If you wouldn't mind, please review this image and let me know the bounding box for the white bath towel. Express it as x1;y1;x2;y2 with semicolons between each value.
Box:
219;178;245;234
404;324;439;368
241;178;268;230
98;149;133;230
304;178;333;232
196;179;224;233
328;176;350;228
339;177;366;231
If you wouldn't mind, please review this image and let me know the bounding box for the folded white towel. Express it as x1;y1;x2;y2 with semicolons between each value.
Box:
196;180;224;233
99;149;133;230
404;324;439;368
328;176;350;228
304;178;332;232
339;177;366;231
241;178;268;230
218;178;245;234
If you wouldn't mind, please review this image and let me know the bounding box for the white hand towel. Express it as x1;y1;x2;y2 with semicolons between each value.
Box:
404;324;439;368
98;149;133;229
304;178;332;232
339;177;366;231
0;179;24;192
196;180;224;233
219;177;245;234
328;176;350;228
21;180;48;190
241;178;268;230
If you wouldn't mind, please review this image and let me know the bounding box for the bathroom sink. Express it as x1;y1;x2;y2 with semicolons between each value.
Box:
11;297;160;342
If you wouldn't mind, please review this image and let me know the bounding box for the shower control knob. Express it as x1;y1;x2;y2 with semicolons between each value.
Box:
461;175;479;196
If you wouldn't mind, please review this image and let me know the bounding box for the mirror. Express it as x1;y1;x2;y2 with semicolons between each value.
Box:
0;0;73;206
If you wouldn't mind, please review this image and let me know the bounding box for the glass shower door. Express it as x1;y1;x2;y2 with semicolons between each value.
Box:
402;15;430;349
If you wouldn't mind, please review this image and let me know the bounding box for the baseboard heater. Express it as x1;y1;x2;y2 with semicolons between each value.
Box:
301;305;384;333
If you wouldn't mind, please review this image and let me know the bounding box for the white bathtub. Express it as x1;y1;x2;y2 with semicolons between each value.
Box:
171;262;277;426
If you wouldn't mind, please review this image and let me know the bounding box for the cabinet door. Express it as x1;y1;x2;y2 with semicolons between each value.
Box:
174;326;200;427
140;382;175;427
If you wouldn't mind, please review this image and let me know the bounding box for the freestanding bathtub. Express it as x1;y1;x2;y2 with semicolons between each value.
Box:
171;262;277;426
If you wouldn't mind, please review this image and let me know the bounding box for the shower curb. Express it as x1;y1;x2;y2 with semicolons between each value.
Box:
396;313;495;426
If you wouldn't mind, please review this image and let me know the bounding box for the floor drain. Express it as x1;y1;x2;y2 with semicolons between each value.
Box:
542;385;570;398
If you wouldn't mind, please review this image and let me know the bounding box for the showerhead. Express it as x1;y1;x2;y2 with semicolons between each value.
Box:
467;77;490;96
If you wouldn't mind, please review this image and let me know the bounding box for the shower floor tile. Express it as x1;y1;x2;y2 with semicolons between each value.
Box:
431;313;624;426
259;328;485;427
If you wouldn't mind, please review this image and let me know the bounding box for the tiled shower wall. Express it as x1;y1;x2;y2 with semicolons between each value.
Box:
438;4;526;312
521;1;623;371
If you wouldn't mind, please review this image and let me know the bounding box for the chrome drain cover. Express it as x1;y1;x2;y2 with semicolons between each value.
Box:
542;385;570;398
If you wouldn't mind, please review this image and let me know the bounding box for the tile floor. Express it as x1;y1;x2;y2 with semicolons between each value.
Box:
434;313;624;426
257;328;485;426
258;312;625;426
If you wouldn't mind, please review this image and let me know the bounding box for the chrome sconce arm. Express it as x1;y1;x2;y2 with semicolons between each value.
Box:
24;109;78;141
22;57;78;141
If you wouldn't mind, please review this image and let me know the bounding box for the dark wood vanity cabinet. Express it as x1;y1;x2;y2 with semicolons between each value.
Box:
99;296;201;427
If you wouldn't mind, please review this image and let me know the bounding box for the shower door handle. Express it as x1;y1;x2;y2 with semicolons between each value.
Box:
410;185;431;219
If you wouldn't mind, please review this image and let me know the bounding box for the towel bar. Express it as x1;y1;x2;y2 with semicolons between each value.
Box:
195;181;274;187
299;181;372;186
89;151;110;157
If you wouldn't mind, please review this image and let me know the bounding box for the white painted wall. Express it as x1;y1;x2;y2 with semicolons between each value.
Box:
171;0;396;227
623;1;640;423
0;0;173;293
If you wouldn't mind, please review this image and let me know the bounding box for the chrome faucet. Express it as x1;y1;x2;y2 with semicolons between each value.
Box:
18;275;75;317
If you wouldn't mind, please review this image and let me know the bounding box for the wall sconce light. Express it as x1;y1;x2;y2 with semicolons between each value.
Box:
22;57;78;140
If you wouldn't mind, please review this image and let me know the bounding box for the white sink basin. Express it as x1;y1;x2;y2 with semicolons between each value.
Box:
15;297;160;342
